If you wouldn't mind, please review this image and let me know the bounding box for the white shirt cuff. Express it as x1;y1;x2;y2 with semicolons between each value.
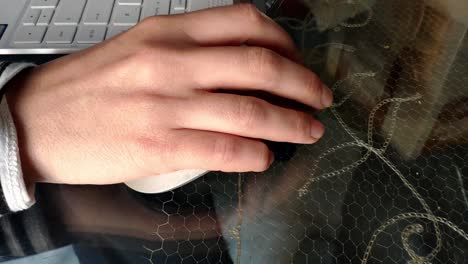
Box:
0;62;36;212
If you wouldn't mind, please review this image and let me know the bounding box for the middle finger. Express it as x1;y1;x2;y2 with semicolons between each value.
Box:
173;92;325;143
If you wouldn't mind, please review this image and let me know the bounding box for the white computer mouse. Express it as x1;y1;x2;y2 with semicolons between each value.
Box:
125;170;209;194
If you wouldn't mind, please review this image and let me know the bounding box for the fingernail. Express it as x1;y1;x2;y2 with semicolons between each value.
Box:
321;83;334;108
311;120;325;140
268;151;275;165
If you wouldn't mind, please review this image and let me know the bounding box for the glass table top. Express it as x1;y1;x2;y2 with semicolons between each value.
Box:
1;0;467;263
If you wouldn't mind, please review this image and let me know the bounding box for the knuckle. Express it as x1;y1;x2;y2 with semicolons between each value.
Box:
133;136;170;168
126;16;167;41
130;104;171;154
137;105;159;134
124;47;174;85
237;98;265;130
134;137;158;156
212;137;238;164
138;15;166;29
158;137;180;171
246;47;280;80
306;74;322;95
157;138;178;167
125;50;157;72
135;132;168;155
238;3;263;25
239;3;265;25
294;111;310;138
140;15;159;24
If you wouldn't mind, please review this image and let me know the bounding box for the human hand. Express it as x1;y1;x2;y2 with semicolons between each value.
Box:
5;4;333;185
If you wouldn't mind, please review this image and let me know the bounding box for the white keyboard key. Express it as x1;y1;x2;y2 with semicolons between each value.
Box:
170;0;186;14
30;0;59;8
53;0;87;25
119;0;142;5
187;0;233;12
45;26;77;43
22;9;41;26
141;0;170;20
14;26;47;44
37;9;54;26
105;26;132;39
111;5;141;25
170;9;185;15
76;26;107;43
171;0;187;10
82;0;114;25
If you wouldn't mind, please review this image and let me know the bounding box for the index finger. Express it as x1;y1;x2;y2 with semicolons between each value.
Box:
187;46;333;110
176;4;300;61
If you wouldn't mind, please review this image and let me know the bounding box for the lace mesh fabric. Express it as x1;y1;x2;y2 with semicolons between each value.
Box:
142;1;468;263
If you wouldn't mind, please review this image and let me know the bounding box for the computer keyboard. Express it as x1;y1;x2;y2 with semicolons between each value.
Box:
14;0;233;46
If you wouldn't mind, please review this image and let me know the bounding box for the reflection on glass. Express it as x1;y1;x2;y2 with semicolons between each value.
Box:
0;1;467;264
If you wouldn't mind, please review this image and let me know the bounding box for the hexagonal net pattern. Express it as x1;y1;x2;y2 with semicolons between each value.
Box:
141;1;468;263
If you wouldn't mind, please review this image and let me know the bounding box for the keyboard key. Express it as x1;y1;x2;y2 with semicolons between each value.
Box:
141;0;171;20
187;0;233;12
30;0;59;8
14;26;47;44
22;9;41;26
37;9;54;26
45;26;77;43
105;26;132;39
82;0;114;25
76;26;107;43
53;0;87;25
170;9;185;15
170;9;184;15
119;0;142;5
170;0;186;14
111;5;141;25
